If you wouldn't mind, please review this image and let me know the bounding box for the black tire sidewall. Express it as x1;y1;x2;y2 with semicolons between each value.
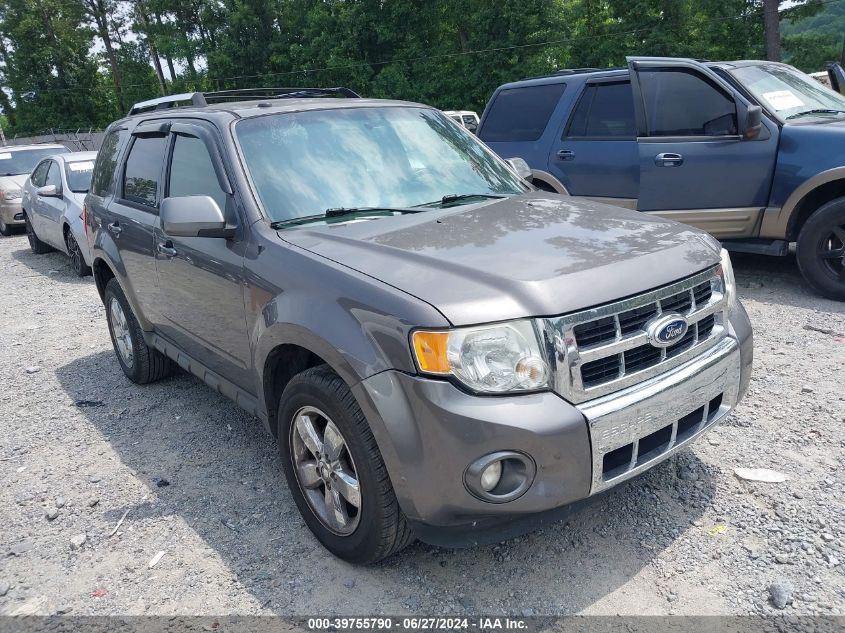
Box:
0;217;10;236
796;198;845;301
66;232;88;276
277;371;392;564
104;279;144;383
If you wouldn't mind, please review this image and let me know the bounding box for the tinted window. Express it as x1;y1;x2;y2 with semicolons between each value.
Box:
65;159;95;193
122;135;166;208
479;83;566;142
91;129;127;196
31;160;50;187
0;147;68;177
639;69;737;137
167;135;227;210
566;82;636;138
46;162;62;190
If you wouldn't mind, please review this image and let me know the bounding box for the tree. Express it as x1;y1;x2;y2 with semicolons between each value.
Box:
83;0;125;111
763;0;780;60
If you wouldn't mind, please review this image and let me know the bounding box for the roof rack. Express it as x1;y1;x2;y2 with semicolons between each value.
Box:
128;87;361;116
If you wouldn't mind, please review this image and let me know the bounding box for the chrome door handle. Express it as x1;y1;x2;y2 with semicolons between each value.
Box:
655;152;684;167
157;241;177;257
107;221;122;236
557;149;576;161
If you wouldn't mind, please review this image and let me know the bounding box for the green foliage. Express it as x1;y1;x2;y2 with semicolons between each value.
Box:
0;0;837;131
782;1;845;71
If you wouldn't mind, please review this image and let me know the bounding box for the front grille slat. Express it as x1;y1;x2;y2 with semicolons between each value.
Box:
555;268;725;401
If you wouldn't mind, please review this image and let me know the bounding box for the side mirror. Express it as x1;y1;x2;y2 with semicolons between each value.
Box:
743;105;763;140
160;195;233;238
506;157;533;182
37;184;60;198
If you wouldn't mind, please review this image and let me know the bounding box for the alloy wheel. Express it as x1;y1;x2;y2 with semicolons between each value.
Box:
25;219;36;249
109;298;134;368
66;232;82;273
818;223;845;281
289;405;361;535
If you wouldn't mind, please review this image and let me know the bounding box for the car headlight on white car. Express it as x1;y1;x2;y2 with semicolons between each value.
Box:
0;189;22;200
412;320;550;394
718;248;737;313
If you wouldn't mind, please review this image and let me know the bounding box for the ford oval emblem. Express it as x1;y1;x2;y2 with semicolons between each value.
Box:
646;313;689;348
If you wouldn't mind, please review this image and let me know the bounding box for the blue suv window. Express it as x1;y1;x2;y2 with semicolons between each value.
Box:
480;83;566;142
566;81;636;139
639;69;737;137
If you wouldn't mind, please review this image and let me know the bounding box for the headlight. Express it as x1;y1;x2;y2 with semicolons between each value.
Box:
412;320;550;394
1;189;22;200
718;248;737;312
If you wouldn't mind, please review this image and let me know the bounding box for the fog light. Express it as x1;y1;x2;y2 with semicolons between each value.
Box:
480;460;502;492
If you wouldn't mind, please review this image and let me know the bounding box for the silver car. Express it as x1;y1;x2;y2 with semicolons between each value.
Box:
0;143;69;236
22;151;97;276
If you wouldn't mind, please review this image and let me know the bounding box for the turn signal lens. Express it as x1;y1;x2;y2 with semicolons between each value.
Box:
412;331;450;374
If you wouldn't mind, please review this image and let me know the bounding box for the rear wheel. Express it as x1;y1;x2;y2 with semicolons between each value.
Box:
25;214;52;254
65;229;91;276
796;197;845;301
104;278;175;384
277;365;413;564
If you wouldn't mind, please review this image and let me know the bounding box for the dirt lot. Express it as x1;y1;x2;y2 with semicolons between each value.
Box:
0;232;843;618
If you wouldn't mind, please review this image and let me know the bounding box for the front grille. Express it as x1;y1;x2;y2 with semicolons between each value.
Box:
543;267;727;403
601;392;725;481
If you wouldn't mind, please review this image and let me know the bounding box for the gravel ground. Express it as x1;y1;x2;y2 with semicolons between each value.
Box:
0;232;843;618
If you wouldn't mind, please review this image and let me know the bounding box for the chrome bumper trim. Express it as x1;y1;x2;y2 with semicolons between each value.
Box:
579;336;740;495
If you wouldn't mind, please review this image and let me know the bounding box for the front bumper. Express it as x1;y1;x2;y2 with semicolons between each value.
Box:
352;304;752;546
0;199;24;225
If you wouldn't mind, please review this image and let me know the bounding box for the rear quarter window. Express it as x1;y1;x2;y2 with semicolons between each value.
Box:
91;128;127;197
479;83;566;142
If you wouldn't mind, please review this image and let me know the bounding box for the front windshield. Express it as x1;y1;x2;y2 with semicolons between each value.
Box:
730;63;845;122
0;147;69;176
64;158;95;193
235;106;525;222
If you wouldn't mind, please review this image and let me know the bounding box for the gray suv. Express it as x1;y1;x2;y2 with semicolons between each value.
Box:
87;88;753;563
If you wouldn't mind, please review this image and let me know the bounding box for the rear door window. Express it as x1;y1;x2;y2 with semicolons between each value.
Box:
566;82;636;138
479;83;566;142
122;135;167;208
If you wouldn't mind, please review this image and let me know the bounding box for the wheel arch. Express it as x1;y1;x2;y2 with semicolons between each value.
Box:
530;169;570;195
92;257;116;301
768;168;845;240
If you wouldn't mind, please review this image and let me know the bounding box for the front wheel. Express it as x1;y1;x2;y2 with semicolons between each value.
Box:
0;216;13;236
25;215;51;254
277;365;413;564
796;197;845;301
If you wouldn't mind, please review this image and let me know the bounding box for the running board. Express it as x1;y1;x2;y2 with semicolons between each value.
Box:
721;239;789;257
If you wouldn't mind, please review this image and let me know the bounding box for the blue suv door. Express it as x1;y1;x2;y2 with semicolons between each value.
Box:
548;78;639;203
627;57;779;238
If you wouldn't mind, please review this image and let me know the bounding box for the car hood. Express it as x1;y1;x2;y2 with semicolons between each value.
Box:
0;174;28;190
280;192;721;325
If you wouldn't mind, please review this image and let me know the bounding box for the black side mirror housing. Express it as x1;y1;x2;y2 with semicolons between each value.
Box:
743;105;763;140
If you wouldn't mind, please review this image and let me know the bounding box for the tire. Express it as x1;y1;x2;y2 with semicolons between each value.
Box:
0;216;12;236
104;278;175;384
796;196;845;301
65;228;91;277
25;214;52;254
277;365;413;564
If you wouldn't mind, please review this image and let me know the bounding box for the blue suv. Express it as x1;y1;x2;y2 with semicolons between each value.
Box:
478;57;845;300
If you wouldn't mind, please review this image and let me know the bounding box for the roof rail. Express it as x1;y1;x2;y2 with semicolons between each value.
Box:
128;87;360;116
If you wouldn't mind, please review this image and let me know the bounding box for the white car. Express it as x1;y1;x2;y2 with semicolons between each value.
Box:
22;151;97;276
443;110;480;133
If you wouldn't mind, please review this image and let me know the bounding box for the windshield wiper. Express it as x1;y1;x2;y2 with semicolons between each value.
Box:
415;193;508;208
786;109;845;120
270;206;423;229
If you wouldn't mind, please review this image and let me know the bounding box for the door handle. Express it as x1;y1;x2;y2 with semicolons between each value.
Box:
655;152;684;167
157;241;177;257
557;149;576;161
107;221;122;236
